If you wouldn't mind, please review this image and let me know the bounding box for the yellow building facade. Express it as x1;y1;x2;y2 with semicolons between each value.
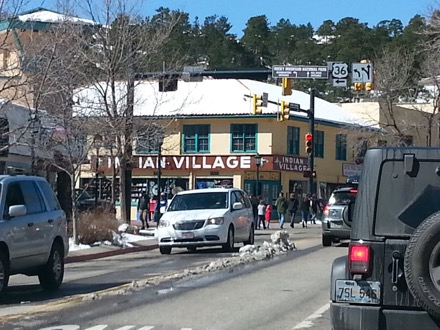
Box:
78;78;368;217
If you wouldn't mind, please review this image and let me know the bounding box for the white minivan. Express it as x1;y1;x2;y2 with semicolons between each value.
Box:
157;188;255;254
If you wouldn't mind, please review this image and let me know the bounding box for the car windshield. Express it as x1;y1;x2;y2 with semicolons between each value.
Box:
167;192;228;211
328;191;357;205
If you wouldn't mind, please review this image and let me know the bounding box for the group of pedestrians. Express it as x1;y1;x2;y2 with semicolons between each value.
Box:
137;191;169;229
275;192;322;229
249;194;272;230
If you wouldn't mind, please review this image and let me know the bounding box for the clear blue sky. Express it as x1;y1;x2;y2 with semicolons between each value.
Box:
26;0;434;36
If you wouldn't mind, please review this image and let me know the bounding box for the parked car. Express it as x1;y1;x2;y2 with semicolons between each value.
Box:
321;185;358;246
0;175;69;298
75;189;115;212
330;147;440;329
157;187;255;255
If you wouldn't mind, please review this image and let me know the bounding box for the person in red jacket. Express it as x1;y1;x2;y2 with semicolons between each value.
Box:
265;203;272;229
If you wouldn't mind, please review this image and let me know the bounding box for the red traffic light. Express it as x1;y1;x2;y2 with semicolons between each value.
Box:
305;133;313;154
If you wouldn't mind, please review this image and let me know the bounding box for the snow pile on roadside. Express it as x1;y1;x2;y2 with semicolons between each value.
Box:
82;230;296;301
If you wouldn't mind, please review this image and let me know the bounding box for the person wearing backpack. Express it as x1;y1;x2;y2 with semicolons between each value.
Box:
287;193;299;228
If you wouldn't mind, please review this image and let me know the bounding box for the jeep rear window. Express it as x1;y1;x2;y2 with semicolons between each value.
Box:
375;159;440;236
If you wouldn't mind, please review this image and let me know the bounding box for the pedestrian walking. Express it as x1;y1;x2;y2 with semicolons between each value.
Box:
249;193;259;230
137;191;150;229
257;200;266;229
299;193;311;228
310;193;322;225
275;192;288;229
265;203;272;229
287;193;299;228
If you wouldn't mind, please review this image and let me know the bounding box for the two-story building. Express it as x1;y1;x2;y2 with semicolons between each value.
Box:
75;78;374;218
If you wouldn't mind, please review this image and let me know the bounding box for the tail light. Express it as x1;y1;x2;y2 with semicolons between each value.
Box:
350;189;358;193
323;204;330;216
349;243;370;274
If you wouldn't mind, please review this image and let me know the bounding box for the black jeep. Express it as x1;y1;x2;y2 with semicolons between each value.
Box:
330;147;440;329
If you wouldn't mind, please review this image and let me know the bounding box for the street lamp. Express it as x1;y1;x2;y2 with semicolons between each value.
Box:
254;153;262;196
93;134;103;207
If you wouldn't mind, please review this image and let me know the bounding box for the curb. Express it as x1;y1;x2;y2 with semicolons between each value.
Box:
65;243;158;264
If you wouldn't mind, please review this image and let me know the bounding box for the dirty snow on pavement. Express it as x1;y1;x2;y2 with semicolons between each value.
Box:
81;230;296;301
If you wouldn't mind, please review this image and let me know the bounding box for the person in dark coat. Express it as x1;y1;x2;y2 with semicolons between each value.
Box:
299;193;311;228
310;193;322;225
287;193;299;228
249;194;259;229
275;192;288;229
137;191;150;229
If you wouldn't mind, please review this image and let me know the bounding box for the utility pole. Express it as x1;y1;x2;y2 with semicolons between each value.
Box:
308;88;316;195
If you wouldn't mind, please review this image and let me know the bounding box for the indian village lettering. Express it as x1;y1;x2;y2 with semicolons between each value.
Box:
107;155;253;170
273;156;308;172
98;155;308;172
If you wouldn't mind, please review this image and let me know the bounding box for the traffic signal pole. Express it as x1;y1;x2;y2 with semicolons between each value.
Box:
308;88;316;195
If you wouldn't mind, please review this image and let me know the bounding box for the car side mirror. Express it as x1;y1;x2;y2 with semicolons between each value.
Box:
9;204;27;218
232;202;243;210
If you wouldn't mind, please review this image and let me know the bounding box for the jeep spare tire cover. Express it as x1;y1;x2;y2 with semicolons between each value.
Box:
404;211;440;320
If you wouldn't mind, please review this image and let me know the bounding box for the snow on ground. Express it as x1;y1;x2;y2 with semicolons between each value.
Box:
69;225;157;252
81;229;297;301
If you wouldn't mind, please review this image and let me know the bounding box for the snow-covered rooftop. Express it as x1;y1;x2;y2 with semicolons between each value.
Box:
73;78;374;128
17;8;96;25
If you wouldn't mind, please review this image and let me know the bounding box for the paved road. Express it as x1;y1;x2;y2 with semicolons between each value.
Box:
0;226;347;330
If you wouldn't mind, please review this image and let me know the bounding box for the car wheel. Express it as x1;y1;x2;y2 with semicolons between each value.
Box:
0;250;9;298
404;211;440;320
159;246;172;255
38;242;64;290
322;234;332;247
244;225;254;246
187;247;197;252
222;226;234;252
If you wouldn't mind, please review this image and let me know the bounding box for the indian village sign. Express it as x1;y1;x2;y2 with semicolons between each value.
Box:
93;155;309;172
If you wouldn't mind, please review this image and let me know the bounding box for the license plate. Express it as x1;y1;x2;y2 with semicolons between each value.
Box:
330;221;343;228
335;280;381;304
182;232;194;239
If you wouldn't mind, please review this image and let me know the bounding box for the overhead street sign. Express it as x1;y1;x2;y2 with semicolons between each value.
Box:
289;103;301;111
351;62;373;83
332;78;347;88
272;65;329;79
329;62;349;79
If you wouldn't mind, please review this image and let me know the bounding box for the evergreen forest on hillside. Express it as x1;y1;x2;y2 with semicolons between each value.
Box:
140;7;430;102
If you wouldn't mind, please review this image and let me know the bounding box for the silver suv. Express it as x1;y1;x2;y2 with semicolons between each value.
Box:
321;186;357;246
0;175;69;298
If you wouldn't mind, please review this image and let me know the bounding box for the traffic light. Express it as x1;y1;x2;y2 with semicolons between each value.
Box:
282;78;292;96
305;132;313;155
353;83;364;91
252;94;263;115
278;101;290;122
365;82;374;91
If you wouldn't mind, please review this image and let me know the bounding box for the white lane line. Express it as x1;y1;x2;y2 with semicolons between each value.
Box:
292;303;330;329
137;327;155;330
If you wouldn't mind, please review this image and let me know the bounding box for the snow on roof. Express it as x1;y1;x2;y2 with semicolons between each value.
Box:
73;78;374;128
18;8;95;25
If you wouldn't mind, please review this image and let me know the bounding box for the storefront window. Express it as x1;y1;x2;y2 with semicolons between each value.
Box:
196;178;233;189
